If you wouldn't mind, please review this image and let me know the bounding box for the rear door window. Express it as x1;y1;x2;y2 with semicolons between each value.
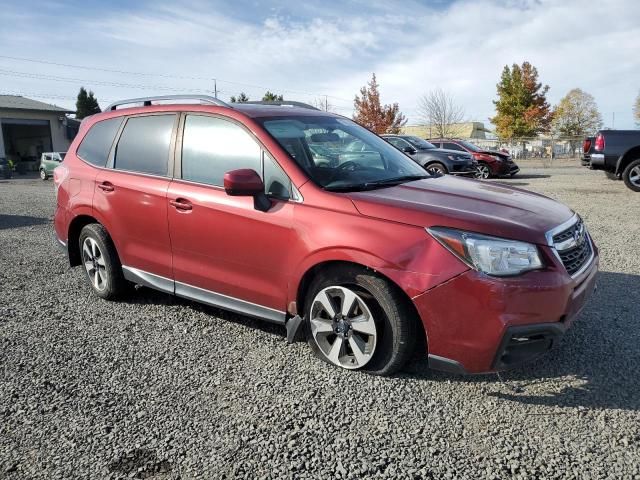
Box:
114;115;176;176
443;142;464;151
77;117;123;167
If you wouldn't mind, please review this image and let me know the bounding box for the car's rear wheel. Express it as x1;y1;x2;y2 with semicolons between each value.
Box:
304;265;418;376
425;162;447;176
476;162;491;179
622;159;640;192
79;224;127;300
40;169;47;180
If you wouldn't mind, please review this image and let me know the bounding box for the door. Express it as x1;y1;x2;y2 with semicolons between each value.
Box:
93;114;177;282
167;113;294;320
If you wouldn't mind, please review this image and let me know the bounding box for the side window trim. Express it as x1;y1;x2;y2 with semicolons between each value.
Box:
108;112;179;177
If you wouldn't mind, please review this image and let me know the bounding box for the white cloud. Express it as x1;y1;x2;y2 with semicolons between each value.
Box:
0;0;638;127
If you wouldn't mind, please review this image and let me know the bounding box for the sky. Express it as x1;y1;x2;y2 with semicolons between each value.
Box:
1;0;639;129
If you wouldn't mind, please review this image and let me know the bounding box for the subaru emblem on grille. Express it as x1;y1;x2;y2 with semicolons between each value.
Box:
573;223;585;246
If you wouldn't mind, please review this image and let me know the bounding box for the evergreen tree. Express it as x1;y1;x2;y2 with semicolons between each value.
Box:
262;91;284;102
230;92;250;103
353;73;406;134
76;87;101;119
491;62;551;139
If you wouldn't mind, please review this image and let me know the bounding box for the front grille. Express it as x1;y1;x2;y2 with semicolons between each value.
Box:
553;219;592;275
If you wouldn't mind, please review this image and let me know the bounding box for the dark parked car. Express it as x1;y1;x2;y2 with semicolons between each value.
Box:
53;95;597;375
581;137;595;167
429;139;520;178
590;130;640;191
381;135;477;176
0;157;11;179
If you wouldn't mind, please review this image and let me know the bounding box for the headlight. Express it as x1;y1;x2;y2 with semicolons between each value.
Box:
427;227;543;276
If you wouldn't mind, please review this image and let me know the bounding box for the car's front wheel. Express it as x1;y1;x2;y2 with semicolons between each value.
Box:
305;265;418;376
79;224;127;300
476;162;491;179
40;169;47;180
425;162;447;176
622;159;640;192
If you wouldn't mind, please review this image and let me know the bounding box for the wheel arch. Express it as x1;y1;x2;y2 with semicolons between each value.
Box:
616;145;640;174
67;214;101;266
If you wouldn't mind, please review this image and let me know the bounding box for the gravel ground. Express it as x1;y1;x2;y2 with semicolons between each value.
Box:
1;165;639;479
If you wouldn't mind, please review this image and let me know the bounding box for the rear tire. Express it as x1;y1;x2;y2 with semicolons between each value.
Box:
622;159;640;192
79;224;127;300
40;169;47;180
304;264;418;376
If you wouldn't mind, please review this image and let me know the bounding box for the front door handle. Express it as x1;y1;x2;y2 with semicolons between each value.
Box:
97;181;114;192
169;198;193;211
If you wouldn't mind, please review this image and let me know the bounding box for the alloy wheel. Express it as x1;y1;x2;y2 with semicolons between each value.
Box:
309;286;377;369
82;237;107;291
426;165;446;176
629;166;640;187
40;169;47;180
476;164;490;179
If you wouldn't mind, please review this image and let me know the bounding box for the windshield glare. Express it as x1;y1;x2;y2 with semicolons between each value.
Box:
406;136;436;149
259;116;427;190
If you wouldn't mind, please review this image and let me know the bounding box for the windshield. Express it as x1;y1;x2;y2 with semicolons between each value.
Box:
458;141;482;152
258;116;428;191
405;136;436;149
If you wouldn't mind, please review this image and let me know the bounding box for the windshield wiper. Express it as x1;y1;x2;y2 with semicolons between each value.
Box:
324;174;428;192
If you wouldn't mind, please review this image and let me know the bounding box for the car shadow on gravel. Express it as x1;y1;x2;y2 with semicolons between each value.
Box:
123;286;286;338
406;271;640;412
0;214;50;230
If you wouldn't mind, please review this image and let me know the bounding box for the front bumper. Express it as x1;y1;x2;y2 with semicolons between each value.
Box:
414;245;599;374
449;163;478;177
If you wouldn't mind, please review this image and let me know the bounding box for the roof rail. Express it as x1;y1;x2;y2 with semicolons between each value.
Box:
241;100;320;111
105;95;229;111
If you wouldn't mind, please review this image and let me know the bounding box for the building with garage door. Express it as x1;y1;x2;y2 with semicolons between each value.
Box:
0;95;77;171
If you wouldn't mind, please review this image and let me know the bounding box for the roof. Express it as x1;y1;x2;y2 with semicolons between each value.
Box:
0;95;73;113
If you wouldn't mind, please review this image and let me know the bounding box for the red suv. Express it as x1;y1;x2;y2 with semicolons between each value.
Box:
429;139;520;179
53;96;598;375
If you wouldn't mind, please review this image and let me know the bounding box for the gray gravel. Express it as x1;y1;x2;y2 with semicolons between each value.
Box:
1;165;639;479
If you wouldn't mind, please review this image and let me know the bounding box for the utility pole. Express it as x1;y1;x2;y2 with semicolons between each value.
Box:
214;79;218;99
324;95;328;112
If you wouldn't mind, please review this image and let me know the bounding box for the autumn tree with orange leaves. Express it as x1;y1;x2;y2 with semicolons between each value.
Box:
353;73;406;134
491;62;551;139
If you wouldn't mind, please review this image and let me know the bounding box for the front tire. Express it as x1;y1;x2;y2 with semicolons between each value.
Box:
304;265;418;376
622;159;640;192
476;162;491;179
40;169;48;180
79;224;127;300
425;162;447;176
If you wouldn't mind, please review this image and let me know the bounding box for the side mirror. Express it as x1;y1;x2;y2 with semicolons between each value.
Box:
224;169;271;212
403;146;417;155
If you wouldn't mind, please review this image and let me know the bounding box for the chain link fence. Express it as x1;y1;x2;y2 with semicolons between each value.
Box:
471;136;585;162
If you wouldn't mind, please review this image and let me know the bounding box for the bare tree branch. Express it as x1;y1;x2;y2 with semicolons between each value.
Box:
417;88;465;138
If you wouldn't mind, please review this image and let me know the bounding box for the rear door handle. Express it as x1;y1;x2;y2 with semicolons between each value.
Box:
169;198;193;211
97;181;114;192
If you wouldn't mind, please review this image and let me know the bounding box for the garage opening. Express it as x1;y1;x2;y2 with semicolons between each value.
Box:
1;119;53;173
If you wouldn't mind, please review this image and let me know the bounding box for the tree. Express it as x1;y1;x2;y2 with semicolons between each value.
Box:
490;61;551;139
417;88;465;138
75;87;101;119
551;88;603;137
634;91;640;127
313;96;335;112
230;92;250;103
262;91;284;102
353;73;406;134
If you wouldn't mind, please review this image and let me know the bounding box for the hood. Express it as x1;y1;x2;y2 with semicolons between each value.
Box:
348;176;573;245
479;150;510;161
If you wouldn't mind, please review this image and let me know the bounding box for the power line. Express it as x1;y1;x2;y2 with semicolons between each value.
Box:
0;54;353;104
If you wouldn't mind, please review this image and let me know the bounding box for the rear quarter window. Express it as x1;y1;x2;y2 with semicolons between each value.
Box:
77;117;123;167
